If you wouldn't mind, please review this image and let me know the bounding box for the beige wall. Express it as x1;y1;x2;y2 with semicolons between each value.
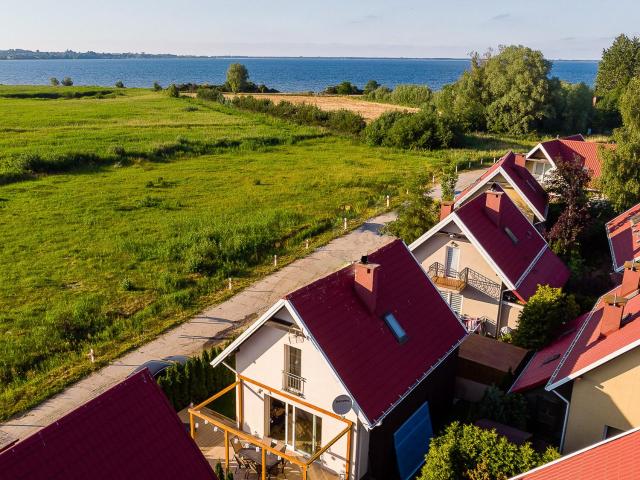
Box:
499;301;523;331
412;229;504;334
564;347;640;453
235;305;364;478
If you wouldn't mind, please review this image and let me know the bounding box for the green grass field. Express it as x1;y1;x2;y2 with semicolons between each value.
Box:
0;86;535;420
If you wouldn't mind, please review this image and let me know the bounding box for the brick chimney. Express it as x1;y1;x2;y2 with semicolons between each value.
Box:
600;294;628;337
515;154;526;168
354;256;380;313
440;201;454;221
620;261;640;297
485;189;505;226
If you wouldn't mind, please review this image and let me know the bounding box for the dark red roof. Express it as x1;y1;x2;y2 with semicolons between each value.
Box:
549;284;640;388
511;426;640;479
456;152;548;220
0;370;217;480
535;138;614;181
509;315;585;393
454;186;568;300
285;239;467;424
606;202;640;271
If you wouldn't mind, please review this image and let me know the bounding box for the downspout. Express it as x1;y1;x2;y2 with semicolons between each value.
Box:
496;283;504;337
552;389;570;453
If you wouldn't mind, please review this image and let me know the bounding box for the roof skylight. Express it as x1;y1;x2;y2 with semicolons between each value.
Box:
383;313;407;344
504;227;519;244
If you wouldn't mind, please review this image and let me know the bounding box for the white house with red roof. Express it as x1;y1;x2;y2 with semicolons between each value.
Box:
511;260;640;453
410;185;569;336
606;202;640;272
510;424;640;480
525;134;614;185
206;239;467;480
454;151;549;225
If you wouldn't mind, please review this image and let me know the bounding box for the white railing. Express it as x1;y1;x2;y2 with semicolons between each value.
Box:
282;371;305;396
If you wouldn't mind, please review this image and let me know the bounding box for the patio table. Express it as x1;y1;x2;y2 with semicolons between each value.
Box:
239;447;281;472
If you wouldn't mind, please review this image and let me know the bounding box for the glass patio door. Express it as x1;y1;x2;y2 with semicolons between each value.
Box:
267;395;322;454
268;396;287;442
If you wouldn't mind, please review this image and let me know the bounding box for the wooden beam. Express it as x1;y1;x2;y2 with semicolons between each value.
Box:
189;410;307;467
238;374;353;425
189;412;195;439
306;424;351;465
224;430;229;471
191;380;239;411
261;446;266;480
345;425;352;480
302;465;308;480
237;376;244;430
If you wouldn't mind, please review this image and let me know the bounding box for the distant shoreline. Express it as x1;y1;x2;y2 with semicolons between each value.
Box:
0;50;599;62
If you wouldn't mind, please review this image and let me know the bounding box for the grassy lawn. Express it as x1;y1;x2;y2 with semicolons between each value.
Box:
0;86;536;420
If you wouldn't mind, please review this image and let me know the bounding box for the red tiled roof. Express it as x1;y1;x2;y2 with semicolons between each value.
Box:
535;138;614;180
455;151;548;221
606;202;640;272
509;315;585;393
549;284;640;388
454;186;568;299
0;370;217;480
513;248;571;302
286;239;467;424
510;426;640;479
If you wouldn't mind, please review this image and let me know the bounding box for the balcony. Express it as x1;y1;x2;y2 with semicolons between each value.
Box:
428;262;501;300
282;371;305;396
427;262;467;292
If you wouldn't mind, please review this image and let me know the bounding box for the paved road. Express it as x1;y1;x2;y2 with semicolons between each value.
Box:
0;168;485;441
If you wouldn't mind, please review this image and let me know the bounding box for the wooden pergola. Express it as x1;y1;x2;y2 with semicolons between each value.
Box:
189;374;353;480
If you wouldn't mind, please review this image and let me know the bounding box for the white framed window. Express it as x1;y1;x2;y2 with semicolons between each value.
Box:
445;245;460;278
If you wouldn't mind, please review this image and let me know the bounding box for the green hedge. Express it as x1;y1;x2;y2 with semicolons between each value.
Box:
158;345;236;411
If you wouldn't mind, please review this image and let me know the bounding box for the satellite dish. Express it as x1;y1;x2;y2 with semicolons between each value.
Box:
332;394;353;415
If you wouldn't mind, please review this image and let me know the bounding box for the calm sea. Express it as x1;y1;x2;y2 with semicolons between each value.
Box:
0;57;598;92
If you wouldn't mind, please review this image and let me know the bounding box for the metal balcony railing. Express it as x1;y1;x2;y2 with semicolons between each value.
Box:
282;371;305;396
428;262;501;300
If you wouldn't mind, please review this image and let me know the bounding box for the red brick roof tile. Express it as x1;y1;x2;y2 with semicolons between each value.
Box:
606;202;640;272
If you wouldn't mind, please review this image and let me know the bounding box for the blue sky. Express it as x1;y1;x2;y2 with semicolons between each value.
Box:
3;0;639;59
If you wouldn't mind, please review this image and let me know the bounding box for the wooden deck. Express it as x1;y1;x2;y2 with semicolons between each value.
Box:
431;275;466;291
179;409;340;480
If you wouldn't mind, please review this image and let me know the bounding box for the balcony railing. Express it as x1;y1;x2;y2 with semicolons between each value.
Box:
282;371;305;396
428;262;501;300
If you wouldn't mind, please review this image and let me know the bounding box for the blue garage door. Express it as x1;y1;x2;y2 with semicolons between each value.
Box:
393;402;433;480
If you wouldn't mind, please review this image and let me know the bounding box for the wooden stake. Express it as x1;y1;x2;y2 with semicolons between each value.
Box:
343;217;347;230
305;239;309;249
274;255;277;267
228;278;232;290
386;195;390;207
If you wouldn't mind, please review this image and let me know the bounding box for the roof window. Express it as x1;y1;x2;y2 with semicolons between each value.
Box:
504;227;519;244
383;313;407;344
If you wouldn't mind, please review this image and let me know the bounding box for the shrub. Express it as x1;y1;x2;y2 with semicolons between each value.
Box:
472;386;529;430
440;162;458;201
167;84;180;98
152;81;162;91
115;80;125;88
363;80;380;95
512;285;579;350
226;63;249;93
420;422;559;480
324;81;362;95
61;77;73;86
365;84;432;107
50;295;108;344
50;77;60;86
196;87;224;103
326;109;366;135
120;277;134;291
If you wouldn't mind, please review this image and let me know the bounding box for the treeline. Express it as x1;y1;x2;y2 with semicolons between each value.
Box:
158;345;235;411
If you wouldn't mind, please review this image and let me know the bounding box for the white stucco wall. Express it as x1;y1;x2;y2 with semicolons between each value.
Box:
235;305;366;478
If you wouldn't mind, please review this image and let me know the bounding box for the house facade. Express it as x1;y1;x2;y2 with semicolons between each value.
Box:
524;134;614;185
454;151;549;226
204;240;467;480
410;185;569;336
511;260;640;453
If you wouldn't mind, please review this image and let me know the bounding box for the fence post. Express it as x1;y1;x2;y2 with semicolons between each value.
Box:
228;278;232;290
305;239;309;249
274;255;277;267
386;195;390;207
343;217;347;231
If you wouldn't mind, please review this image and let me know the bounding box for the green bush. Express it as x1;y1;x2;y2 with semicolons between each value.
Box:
472;386;529;430
152;81;162;91
324;81;362;95
61;77;73;86
167;84;180;98
420;422;559;480
512;285;579;350
365;84;432;107
115;80;125;88
50;77;60;87
196;87;224;103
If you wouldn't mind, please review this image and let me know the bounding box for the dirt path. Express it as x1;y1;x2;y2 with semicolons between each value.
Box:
0;168;486;442
225;93;418;121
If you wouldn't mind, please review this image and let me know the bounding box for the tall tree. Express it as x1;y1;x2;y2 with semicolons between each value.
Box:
594;34;640;97
226;63;249;93
483;45;552;135
545;156;591;257
600;77;640;211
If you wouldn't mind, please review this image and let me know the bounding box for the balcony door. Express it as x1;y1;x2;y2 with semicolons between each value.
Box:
445;246;460;278
284;345;303;394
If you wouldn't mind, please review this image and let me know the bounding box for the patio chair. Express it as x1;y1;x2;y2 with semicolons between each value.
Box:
230;436;253;478
273;441;288;478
